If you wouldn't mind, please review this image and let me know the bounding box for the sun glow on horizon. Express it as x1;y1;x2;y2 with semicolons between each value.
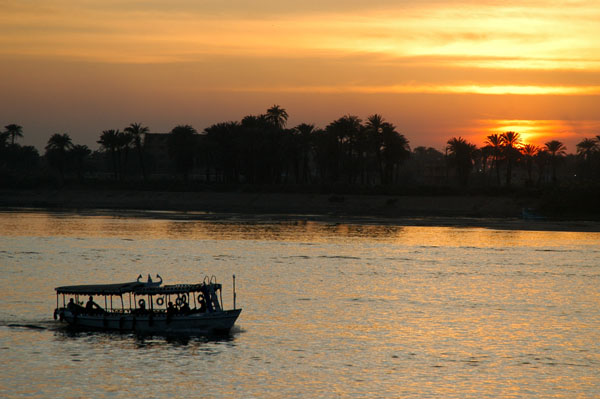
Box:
1;0;600;152
464;119;600;149
220;84;600;96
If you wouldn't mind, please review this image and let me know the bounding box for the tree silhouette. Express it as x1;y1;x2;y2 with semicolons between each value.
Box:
545;140;567;184
168;125;198;181
575;138;598;180
500;131;521;186
265;105;289;129
203;121;241;183
0;131;9;147
97;129;121;180
534;150;549;185
479;145;493;179
293;123;317;183
310;126;333;184
365;114;387;184
124;122;150;181
45;133;73;180
326;115;363;183
485;133;503;185
116;130;133;179
16;146;40;172
4;124;23;145
520;144;539;185
0;139;39;172
381;123;410;184
576;138;597;162
0;131;9;167
446;137;477;187
70;144;91;181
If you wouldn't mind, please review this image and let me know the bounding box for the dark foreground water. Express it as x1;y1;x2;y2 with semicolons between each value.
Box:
1;211;599;398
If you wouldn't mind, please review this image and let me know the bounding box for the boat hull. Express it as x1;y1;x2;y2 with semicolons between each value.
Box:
56;309;242;335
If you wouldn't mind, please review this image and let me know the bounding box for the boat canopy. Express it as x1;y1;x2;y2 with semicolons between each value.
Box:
55;281;145;295
55;282;220;296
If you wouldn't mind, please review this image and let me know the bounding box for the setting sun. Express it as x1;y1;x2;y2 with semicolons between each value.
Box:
484;120;558;147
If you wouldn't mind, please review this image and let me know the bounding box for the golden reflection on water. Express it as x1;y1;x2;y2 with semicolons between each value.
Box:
1;210;599;398
1;211;598;249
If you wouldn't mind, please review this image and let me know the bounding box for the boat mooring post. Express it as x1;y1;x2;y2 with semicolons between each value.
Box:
233;274;236;310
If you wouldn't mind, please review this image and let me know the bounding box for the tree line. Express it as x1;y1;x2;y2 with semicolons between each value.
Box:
443;132;595;187
2;106;600;190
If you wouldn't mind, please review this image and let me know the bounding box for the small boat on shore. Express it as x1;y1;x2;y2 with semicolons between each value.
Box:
53;275;241;335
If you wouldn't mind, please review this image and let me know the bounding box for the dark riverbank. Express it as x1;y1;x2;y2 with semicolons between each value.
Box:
1;187;599;228
0;188;529;216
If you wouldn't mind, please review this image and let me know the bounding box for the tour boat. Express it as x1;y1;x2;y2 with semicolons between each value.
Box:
53;274;241;335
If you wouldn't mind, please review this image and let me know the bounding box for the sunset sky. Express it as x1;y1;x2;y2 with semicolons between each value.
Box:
1;0;599;153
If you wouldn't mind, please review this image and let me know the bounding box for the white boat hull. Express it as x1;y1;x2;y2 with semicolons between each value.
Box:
56;309;242;335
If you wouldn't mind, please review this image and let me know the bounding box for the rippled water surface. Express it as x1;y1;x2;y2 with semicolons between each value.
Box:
1;211;599;398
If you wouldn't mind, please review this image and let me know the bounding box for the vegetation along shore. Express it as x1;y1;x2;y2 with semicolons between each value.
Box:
2;106;600;222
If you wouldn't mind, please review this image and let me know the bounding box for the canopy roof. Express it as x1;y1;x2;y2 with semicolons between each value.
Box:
55;281;144;295
55;281;220;296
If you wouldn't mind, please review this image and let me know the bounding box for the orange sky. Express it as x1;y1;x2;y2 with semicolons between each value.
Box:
1;0;599;153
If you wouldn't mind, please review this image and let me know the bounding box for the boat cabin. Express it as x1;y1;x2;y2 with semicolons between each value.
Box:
54;277;224;317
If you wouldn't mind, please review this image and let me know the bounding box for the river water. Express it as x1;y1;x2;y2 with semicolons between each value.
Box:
0;210;599;398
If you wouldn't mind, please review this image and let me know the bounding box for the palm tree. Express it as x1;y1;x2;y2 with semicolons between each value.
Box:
381;123;410;184
365;114;386;183
326;115;363;183
70;144;91;181
116;130;133;179
544;140;567;183
485;133;503;185
4;124;23;145
575;138;598;180
294;123;316;183
46;133;73;151
446;137;477;187
520;144;539;185
0;131;9;148
479;145;493;178
168;125;198;181
124;122;150;181
500;131;522;186
97;129;121;179
535;149;550;185
576;138;598;162
45;133;73;180
265;105;289;129
203;121;241;183
238;114;283;184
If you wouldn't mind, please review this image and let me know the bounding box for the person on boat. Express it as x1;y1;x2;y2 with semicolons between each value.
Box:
67;298;84;315
198;294;207;313
134;299;148;314
85;296;103;314
167;301;176;316
179;301;190;314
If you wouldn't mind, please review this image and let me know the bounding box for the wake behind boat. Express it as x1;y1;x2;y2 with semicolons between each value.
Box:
53;274;241;335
